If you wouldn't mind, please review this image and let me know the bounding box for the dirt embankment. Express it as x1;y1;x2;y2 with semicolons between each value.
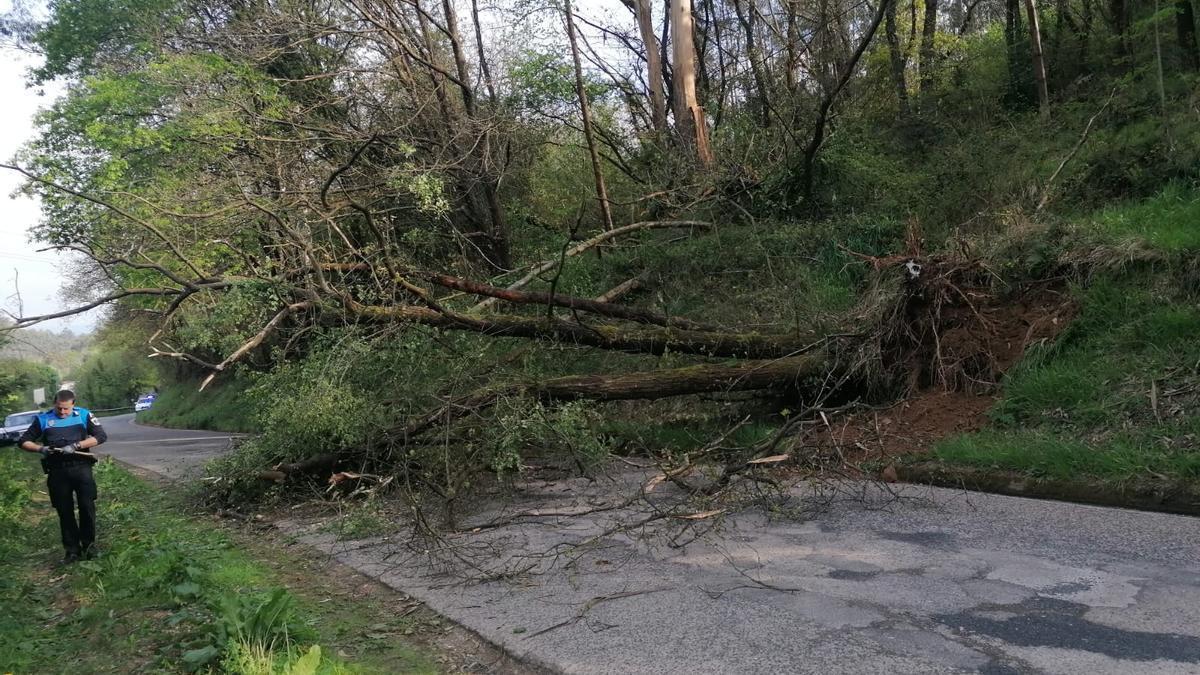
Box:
804;281;1077;466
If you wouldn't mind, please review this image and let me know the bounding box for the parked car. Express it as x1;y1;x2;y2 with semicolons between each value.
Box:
1;410;40;445
134;394;157;412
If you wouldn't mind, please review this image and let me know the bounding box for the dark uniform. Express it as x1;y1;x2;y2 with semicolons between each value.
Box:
18;407;108;557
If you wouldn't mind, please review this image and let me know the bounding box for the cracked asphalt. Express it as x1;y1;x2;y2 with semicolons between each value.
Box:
101;415;1200;674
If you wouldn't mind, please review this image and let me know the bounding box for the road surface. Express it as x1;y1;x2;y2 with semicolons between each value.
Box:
100;414;1200;674
97;413;241;479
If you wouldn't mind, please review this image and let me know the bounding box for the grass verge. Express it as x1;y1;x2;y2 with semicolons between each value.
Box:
138;378;257;433
924;190;1200;506
0;450;444;674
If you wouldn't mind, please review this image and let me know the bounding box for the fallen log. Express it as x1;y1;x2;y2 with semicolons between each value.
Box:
349;301;815;359
403;351;830;439
420;271;718;332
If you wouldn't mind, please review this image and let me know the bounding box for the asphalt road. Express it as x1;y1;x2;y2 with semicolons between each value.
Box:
95;413;242;479
100;416;1200;674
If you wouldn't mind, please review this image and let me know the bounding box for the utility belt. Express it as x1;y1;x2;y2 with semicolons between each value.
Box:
41;456;95;474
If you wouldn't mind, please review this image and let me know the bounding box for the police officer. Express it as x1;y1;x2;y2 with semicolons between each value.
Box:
18;389;108;563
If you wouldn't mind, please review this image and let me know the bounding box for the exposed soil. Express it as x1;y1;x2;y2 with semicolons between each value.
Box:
803;281;1077;470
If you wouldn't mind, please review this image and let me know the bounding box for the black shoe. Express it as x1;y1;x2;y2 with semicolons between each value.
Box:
62;551;80;565
81;545;98;560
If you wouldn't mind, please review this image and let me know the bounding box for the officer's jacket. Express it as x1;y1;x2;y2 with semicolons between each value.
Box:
18;407;108;464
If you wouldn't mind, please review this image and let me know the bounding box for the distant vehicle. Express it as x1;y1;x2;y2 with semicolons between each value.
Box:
1;410;40;445
134;394;157;412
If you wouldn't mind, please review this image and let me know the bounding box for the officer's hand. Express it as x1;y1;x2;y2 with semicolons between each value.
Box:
60;442;80;454
38;447;51;458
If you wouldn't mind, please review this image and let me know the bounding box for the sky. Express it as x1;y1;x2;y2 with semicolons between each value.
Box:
0;41;93;334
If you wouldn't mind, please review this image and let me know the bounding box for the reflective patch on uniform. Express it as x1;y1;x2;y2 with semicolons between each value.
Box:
89;414;102;426
48;420;56;427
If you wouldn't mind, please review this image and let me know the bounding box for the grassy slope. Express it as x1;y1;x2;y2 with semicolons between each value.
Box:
138;378;257;433
933;187;1200;490
0;451;440;674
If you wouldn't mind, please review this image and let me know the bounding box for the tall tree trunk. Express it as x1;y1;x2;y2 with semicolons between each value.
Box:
671;0;714;165
564;0;615;231
1110;0;1130;59
469;0;498;104
886;0;911;114
1081;0;1093;63
919;0;939;107
785;0;800;93
1005;0;1028;105
1024;0;1050;118
635;0;668;132
795;0;892;210
1179;0;1200;69
441;0;510;267
731;0;772;127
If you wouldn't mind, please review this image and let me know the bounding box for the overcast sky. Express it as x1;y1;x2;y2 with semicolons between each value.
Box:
0;29;93;334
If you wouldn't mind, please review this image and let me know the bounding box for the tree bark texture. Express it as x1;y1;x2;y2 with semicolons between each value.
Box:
886;0;910;114
1179;0;1200;70
671;0;714;165
1024;0;1051;118
348;301;816;360
920;0;939;107
403;353;830;439
634;0;669;132
564;0;615;231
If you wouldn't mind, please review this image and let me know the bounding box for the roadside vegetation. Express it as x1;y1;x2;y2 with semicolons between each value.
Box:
1;0;1197;528
0;450;446;674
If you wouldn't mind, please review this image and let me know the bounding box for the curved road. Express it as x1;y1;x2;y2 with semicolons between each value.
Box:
96;412;242;479
93;412;1200;674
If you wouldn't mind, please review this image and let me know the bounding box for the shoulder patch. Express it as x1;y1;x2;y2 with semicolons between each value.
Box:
89;413;102;425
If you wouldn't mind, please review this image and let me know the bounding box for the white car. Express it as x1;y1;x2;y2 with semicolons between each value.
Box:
134;394;157;412
1;410;40;445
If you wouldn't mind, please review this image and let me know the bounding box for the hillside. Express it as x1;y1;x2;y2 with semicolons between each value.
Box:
1;0;1196;516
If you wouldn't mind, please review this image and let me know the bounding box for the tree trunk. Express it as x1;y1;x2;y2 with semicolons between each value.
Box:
671;0;714;165
564;0;615;232
403;353;830;438
731;0;772;127
348;301;816;360
634;0;668;132
1024;0;1051;118
469;0;498;104
785;0;800;93
886;0;910;115
1179;0;1200;70
919;0;939;107
420;271;719;331
1110;0;1130;59
795;0;892;210
1005;0;1028;105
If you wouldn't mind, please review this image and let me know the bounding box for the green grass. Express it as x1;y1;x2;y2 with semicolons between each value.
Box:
936;425;1200;482
0;451;439;674
138;377;257;432
935;252;1200;487
1086;182;1200;254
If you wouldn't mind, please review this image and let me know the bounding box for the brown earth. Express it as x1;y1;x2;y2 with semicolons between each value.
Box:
802;283;1077;471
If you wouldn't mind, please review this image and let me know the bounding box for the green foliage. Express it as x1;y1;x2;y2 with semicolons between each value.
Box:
1085;182;1200;253
936;258;1200;485
0;324;90;379
486;398;610;475
505;49;611;114
24;0;182;83
74;349;157;410
138;377;257;432
936;424;1200;481
0;359;59;416
0;452;436;673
